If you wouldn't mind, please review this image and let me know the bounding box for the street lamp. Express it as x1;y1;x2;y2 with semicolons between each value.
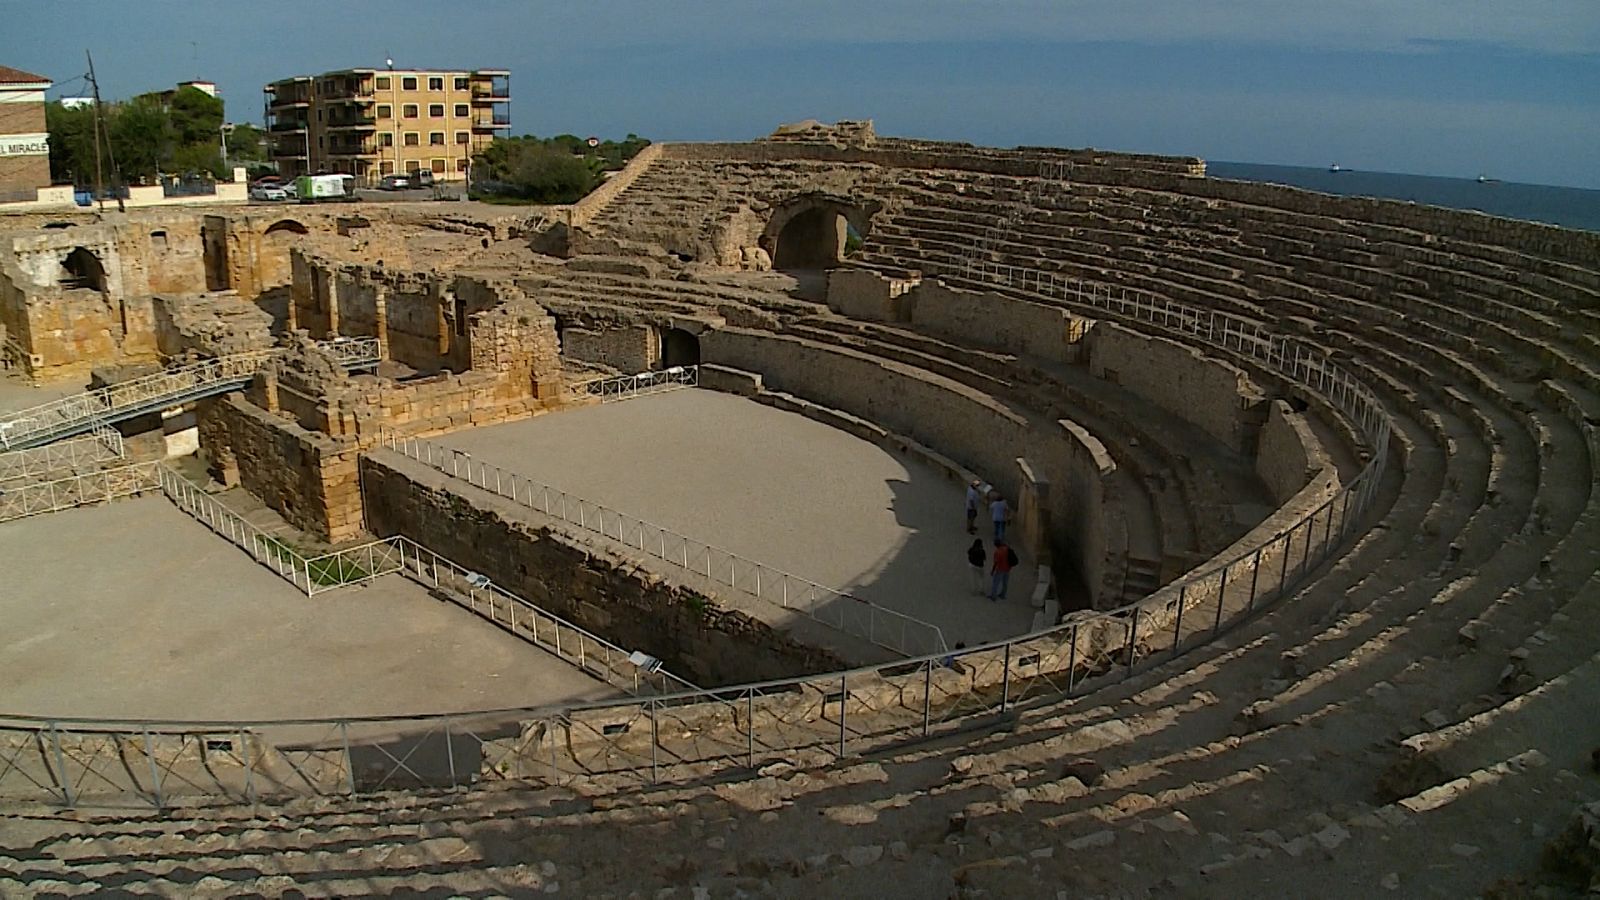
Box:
220;122;234;174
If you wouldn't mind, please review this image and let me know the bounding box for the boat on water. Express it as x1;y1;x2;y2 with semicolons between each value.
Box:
1328;163;1345;173
1477;174;1500;184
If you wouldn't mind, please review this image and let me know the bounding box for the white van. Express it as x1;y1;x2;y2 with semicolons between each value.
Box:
294;174;359;203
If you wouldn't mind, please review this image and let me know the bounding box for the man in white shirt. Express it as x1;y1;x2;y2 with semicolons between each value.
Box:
964;479;983;534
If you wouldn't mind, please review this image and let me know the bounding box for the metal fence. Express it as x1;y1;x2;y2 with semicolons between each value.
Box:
0;267;1394;808
154;467;690;697
0;339;381;451
0;462;159;524
0;424;124;486
380;431;949;659
313;535;698;696
569;365;698;403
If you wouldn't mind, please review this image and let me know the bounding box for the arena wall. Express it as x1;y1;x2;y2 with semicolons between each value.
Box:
906;279;1087;363
1256;400;1328;505
360;450;850;686
1084;321;1266;454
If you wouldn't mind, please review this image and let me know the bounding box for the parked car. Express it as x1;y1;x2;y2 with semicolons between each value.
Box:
410;169;435;188
249;184;289;201
377;174;410;191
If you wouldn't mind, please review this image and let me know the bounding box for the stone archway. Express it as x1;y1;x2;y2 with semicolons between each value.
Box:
59;247;107;292
264;219;310;238
762;195;874;272
661;327;701;368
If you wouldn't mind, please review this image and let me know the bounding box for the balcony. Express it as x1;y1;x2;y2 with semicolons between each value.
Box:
268;121;308;133
469;78;511;103
326;116;378;131
471;115;511;131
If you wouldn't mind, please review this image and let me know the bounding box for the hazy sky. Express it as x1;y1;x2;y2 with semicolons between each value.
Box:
9;1;1599;188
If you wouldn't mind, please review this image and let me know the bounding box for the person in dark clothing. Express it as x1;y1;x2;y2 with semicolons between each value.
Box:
966;538;986;593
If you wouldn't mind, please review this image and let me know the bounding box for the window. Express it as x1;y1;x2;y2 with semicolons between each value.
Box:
428;76;444;91
456;158;469;171
454;76;469;90
402;104;418;118
401;76;417;91
429;132;445;145
376;76;390;90
376;104;391;119
379;132;394;147
403;132;419;146
455;131;470;144
428;103;444;117
454;103;469;117
431;158;447;174
380;161;394;175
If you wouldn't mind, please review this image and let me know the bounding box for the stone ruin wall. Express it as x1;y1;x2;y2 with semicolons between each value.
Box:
0;209;355;380
361;451;848;686
199;254;570;543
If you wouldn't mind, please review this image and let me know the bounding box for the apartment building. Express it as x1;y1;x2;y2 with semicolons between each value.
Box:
0;65;52;202
264;67;510;184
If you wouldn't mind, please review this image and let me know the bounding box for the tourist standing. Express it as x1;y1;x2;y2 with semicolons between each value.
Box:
990;493;1011;542
965;479;983;534
966;538;986;593
990;539;1016;601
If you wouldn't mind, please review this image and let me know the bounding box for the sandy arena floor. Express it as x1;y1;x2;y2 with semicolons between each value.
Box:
0;495;619;721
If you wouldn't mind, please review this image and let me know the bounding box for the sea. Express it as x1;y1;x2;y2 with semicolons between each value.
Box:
1206;162;1600;234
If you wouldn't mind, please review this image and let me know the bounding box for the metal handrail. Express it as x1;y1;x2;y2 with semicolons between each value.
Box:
305;535;698;695
0;424;124;484
382;429;950;658
0;339;380;451
0;461;159;523
152;468;691;696
566;365;699;403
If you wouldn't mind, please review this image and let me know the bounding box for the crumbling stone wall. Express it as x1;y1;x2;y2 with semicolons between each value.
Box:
152;293;275;358
1085;322;1267;454
200;393;366;543
905;278;1088;363
561;324;659;373
1256;400;1327;505
361;451;849;686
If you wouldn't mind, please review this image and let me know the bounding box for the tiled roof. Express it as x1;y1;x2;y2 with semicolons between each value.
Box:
0;65;50;84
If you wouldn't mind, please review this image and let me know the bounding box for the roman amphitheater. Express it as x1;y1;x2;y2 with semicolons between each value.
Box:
0;120;1595;896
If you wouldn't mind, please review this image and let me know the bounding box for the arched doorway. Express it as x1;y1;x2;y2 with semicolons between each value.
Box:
763;195;874;273
661;328;700;368
59;247;107;292
264;219;309;237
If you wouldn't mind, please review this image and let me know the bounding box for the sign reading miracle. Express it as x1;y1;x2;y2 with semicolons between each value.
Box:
0;134;49;157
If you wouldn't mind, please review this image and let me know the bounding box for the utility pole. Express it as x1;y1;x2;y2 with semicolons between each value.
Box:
85;50;123;213
87;53;104;213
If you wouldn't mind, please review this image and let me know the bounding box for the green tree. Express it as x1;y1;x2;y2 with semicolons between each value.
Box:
167;85;223;146
471;132;651;203
225;123;266;163
45;102;98;186
109;96;172;181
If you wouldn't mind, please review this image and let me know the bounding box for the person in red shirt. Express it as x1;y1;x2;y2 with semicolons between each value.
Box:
990;539;1017;601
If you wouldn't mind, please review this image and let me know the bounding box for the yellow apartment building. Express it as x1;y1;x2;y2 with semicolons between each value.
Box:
264;67;510;184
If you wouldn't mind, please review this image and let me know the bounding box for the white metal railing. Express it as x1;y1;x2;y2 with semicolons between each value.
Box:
568;365;698;403
0;461;159;523
382;430;949;658
155;465;316;594
0;424;124;485
0;338;381;451
311;535;698;695
152;466;690;696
